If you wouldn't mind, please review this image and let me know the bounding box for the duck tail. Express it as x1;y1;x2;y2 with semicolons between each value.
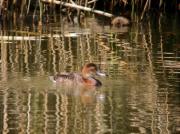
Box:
49;76;56;83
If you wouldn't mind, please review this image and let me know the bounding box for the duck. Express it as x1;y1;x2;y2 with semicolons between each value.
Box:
111;16;130;27
49;63;106;87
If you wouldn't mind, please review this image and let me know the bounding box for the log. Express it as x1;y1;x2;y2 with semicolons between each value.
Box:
41;0;113;18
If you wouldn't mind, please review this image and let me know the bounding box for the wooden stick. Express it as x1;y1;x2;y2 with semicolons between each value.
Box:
41;0;113;18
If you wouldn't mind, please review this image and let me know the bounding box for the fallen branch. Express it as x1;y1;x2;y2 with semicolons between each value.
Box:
41;0;113;18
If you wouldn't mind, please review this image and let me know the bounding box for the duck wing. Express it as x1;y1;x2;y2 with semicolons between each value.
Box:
49;73;77;83
54;73;75;80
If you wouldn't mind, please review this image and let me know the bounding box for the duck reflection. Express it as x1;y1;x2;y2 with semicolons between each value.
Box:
54;84;105;105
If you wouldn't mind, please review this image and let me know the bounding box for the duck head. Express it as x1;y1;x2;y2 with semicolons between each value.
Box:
82;63;106;78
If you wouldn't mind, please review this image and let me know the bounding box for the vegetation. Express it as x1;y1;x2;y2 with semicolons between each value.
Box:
0;0;179;25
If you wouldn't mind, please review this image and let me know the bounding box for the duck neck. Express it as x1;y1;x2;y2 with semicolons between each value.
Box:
82;69;90;79
82;73;90;79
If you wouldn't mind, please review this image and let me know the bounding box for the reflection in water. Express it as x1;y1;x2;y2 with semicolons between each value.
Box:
0;16;180;134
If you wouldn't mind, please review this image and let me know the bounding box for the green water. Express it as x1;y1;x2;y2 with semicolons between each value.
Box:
0;15;179;134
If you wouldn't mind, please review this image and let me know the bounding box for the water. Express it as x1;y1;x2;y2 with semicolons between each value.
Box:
0;15;180;134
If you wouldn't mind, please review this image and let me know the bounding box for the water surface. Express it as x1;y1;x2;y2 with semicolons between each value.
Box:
0;15;180;134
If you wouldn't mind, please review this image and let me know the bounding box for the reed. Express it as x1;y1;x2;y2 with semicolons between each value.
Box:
0;0;179;22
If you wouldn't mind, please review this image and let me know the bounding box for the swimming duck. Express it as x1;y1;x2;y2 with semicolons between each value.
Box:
111;16;130;27
50;63;106;87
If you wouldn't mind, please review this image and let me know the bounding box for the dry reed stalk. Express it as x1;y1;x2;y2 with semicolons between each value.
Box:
20;0;26;16
0;0;4;7
27;0;31;14
85;0;88;7
140;0;149;20
38;0;43;26
88;0;98;5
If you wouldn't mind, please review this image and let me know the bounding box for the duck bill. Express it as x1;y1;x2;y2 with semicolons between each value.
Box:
96;71;106;77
